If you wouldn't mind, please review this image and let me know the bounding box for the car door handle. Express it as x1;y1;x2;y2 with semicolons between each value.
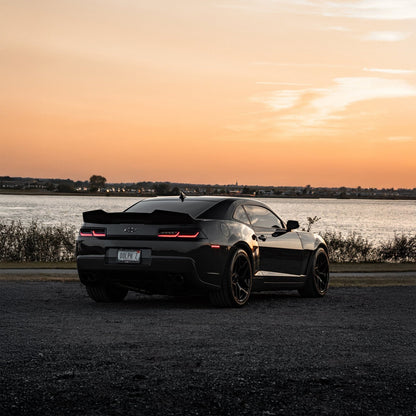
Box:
258;235;267;241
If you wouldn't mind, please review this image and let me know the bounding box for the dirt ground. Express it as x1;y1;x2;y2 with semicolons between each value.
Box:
0;282;415;415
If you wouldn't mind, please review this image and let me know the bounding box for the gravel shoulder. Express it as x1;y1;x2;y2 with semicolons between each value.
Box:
1;269;416;287
0;282;415;415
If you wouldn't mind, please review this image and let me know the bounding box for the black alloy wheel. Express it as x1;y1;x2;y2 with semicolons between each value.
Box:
231;252;252;304
299;247;330;298
209;248;253;307
314;250;330;293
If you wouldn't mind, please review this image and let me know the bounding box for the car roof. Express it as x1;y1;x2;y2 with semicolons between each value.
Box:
146;196;261;204
128;196;270;219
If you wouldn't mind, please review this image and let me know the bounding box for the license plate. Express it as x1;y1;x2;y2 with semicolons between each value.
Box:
117;249;141;263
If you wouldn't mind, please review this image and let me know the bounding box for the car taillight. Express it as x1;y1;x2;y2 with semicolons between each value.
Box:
79;228;107;238
158;230;200;239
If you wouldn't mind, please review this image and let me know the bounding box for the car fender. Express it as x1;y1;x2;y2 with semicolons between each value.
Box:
199;219;260;272
297;231;327;252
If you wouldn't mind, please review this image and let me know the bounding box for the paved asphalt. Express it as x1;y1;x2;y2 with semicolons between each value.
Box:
1;282;415;415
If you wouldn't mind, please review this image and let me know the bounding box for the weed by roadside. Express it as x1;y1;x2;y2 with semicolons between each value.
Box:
321;231;416;263
0;220;414;264
0;221;76;262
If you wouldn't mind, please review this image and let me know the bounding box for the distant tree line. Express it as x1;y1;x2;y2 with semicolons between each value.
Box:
152;183;180;196
2;175;416;199
89;175;107;192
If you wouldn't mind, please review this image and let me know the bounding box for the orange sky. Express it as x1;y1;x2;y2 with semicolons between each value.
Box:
1;0;416;188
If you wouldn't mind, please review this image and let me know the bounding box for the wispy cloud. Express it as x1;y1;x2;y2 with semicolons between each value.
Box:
219;1;416;20
322;0;416;20
252;77;416;136
256;89;306;111
361;31;411;42
252;61;346;68
363;67;416;74
325;26;351;32
388;136;414;141
217;0;314;12
310;77;416;121
256;81;311;86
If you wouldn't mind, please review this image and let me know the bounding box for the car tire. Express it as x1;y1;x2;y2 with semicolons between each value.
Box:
209;248;253;307
86;283;128;302
298;247;330;298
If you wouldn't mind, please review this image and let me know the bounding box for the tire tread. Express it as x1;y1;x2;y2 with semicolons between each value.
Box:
298;248;329;298
208;248;252;308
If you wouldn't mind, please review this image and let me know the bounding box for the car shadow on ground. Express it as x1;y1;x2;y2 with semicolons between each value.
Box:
84;290;305;310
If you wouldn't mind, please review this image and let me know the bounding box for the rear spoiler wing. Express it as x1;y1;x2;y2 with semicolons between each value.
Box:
82;209;197;225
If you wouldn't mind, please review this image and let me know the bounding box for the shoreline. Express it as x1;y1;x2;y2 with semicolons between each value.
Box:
1;190;416;200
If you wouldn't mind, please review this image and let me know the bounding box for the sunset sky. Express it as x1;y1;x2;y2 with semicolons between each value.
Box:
1;0;416;188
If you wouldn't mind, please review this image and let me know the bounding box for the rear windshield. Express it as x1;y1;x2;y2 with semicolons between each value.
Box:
125;199;218;217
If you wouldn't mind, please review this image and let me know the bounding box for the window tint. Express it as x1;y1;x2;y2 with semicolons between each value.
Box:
244;205;283;229
198;199;236;219
233;205;251;224
126;199;217;217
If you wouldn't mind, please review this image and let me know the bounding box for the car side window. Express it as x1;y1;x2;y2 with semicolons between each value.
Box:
233;205;251;225
244;205;284;229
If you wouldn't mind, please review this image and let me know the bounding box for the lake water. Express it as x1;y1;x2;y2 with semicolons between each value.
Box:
0;194;415;243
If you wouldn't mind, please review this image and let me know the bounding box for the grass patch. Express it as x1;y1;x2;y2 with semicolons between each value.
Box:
330;263;416;272
0;262;77;269
1;268;415;288
0;275;78;282
330;275;416;287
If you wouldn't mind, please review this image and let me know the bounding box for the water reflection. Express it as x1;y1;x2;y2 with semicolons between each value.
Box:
0;194;414;243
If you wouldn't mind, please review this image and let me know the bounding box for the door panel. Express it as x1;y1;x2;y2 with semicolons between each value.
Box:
255;228;304;276
243;204;305;278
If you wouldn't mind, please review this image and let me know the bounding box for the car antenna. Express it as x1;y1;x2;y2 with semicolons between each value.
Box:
179;191;186;202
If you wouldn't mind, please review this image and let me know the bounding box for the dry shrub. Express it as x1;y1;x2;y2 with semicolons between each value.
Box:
321;231;375;263
321;231;416;263
377;234;416;263
0;220;414;264
0;220;76;262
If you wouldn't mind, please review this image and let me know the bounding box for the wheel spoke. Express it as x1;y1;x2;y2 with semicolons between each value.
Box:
240;287;249;297
234;282;248;300
238;261;248;276
314;254;329;291
232;281;238;295
315;274;324;287
229;252;252;304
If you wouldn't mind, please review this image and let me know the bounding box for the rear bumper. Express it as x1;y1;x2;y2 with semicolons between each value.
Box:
77;254;221;293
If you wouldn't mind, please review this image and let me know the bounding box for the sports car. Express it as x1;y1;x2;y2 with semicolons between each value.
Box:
76;195;329;307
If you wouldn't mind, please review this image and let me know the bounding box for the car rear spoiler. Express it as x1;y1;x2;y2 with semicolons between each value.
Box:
82;209;197;224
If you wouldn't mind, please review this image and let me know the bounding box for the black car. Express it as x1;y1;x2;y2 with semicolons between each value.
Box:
76;196;329;307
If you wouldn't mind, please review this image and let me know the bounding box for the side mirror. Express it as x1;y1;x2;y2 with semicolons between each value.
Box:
286;220;299;231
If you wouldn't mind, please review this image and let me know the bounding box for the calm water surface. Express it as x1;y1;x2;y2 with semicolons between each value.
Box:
0;194;415;243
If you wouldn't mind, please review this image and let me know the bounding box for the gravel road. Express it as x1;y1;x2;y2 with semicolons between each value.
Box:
1;282;415;415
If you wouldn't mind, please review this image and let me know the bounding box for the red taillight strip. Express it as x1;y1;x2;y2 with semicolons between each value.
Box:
158;231;200;239
178;232;200;238
92;230;106;237
158;232;180;238
80;229;106;237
